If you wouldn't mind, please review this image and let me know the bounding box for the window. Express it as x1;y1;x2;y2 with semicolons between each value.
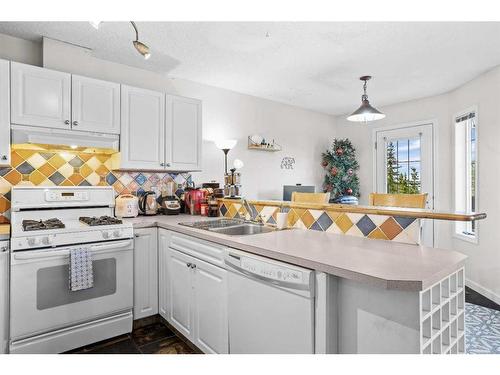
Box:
454;109;477;241
386;137;421;194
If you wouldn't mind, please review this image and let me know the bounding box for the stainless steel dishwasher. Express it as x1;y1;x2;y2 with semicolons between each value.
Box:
224;248;315;353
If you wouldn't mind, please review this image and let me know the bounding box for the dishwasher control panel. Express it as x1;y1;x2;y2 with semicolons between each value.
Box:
240;257;304;284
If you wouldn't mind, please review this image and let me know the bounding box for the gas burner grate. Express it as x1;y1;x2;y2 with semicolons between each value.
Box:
22;218;66;231
79;216;123;226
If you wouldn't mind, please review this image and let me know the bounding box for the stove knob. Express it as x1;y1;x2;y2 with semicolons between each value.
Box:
42;236;52;245
102;231;110;239
28;237;39;246
113;230;121;238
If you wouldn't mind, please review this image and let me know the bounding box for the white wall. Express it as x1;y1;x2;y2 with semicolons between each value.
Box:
0;34;335;200
335;66;500;304
40;38;335;200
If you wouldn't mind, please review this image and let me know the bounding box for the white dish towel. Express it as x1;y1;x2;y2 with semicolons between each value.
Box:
69;247;94;291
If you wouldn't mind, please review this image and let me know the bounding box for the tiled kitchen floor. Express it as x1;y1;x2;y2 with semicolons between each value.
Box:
65;321;198;354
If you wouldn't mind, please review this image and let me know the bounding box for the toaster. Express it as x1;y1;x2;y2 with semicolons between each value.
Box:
115;194;139;218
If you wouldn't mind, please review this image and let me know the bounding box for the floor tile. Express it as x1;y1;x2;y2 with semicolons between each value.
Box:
139;336;196;354
66;334;139;354
131;322;176;346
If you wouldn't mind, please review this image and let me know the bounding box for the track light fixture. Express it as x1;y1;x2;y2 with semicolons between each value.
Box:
130;21;151;60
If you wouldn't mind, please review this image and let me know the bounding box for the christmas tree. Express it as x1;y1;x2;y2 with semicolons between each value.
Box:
322;139;360;199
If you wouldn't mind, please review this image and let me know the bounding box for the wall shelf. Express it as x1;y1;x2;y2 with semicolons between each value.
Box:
247;136;282;152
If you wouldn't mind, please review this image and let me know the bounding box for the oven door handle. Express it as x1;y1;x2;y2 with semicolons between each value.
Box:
13;239;133;260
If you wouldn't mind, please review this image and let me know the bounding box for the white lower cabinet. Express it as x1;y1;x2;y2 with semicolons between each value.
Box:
158;228;228;354
133;228;158;320
0;241;9;354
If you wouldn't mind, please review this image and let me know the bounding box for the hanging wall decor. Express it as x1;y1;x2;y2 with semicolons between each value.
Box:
281;157;295;170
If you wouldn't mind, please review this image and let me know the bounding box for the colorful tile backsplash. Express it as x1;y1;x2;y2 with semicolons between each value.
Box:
219;199;421;244
0;147;191;224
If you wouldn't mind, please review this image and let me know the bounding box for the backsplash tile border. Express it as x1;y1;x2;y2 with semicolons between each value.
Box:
0;148;192;223
219;200;421;244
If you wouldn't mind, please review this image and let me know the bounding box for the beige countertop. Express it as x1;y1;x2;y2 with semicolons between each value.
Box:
124;214;467;292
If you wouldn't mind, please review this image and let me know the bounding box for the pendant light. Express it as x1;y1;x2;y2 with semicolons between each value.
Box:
347;76;385;123
130;21;151;60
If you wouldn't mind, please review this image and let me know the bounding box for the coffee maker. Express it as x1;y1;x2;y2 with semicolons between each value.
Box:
158;181;181;215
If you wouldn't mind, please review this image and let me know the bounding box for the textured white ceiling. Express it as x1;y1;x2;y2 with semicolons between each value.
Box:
0;22;499;115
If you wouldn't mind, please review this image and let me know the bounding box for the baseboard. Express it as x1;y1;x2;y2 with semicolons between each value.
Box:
466;278;500;306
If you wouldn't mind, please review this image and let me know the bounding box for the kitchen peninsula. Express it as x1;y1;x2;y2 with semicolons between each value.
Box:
125;208;481;354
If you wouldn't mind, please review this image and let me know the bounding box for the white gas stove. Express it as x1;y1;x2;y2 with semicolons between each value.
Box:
10;186;133;251
9;186;134;354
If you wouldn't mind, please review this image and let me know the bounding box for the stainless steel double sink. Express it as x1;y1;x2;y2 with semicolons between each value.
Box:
179;218;275;236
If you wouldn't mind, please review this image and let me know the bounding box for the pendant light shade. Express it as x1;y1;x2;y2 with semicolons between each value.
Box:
347;76;385;123
130;21;151;59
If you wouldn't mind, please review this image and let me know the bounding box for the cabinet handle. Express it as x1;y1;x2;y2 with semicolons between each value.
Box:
166;163;171;167
1;155;7;160
64;120;70;125
73;121;79;126
186;262;192;268
190;264;197;269
160;162;165;167
134;234;140;238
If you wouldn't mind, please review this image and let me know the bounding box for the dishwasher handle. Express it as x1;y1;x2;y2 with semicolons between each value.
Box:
224;258;312;292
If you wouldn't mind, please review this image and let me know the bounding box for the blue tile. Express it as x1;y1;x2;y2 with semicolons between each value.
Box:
106;172;117;185
135;173;147;185
316;212;333;231
48;171;65;185
17;161;35;175
0;167;10;177
68;156;84;168
219;204;228;216
356;215;377;236
310;221;323;231
137;188;145;196
394;216;416;229
267;216;276;225
79;180;91;186
281;206;291;213
39;152;54;160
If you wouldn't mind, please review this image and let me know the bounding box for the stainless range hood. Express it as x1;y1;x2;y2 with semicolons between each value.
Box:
11;125;120;150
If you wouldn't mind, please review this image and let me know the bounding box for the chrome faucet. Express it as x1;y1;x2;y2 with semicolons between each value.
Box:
241;198;264;224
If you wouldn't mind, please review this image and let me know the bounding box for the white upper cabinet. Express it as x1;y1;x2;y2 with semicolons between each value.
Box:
120;85;165;170
0;59;10;166
165;94;202;171
11;62;71;129
71;75;120;134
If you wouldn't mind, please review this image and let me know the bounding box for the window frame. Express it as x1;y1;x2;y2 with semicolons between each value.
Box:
453;105;479;244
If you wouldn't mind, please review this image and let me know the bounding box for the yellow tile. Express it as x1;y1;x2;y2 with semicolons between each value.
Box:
86;172;100;185
29;170;45;185
335;213;353;233
326;210;341;222
78;153;93;162
68;173;84;185
48;154;66;169
96;154;109;163
4;170;22;185
96;165;109;177
294;208;306;218
59;152;75;162
38;163;57;177
10;151;24;168
15;149;35;160
368;227;389;240
0;196;10;213
300;210;315;228
227;204;237;218
287;209;300;227
60;179;74;186
79;164;93;178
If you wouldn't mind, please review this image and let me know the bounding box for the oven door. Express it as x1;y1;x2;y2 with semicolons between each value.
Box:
10;239;133;340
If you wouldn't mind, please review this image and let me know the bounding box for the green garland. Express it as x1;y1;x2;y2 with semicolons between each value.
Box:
321;138;360;198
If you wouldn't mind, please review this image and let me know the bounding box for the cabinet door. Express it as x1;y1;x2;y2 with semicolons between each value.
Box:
158;228;172;320
165;95;202;171
133;228;158;320
11;62;71;129
0;60;9;166
72;75;120;134
193;258;228;354
120;85;165;169
167;248;195;339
